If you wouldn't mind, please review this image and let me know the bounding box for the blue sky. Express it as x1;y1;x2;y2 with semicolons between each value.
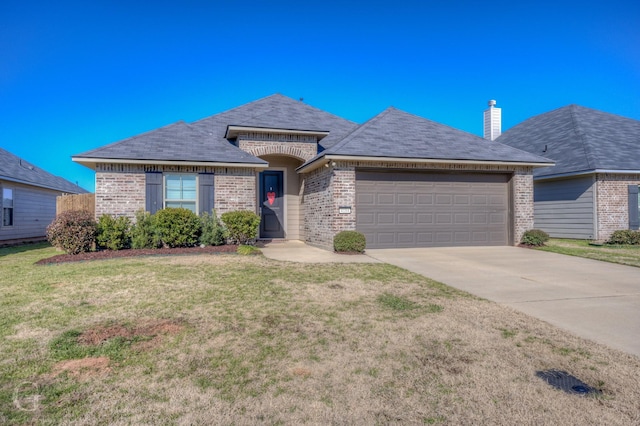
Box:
1;0;638;192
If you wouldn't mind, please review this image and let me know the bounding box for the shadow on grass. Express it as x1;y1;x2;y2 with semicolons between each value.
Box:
0;241;51;257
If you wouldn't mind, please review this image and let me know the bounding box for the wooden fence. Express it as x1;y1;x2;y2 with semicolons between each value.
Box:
56;193;95;216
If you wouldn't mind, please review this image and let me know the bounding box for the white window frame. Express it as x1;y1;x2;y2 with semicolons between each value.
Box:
2;187;14;227
163;174;197;212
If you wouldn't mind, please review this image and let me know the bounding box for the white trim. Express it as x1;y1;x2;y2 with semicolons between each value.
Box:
536;169;640;181
72;157;269;170
296;155;554;174
225;125;329;139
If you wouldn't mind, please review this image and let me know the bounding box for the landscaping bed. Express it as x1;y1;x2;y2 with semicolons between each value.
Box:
35;244;239;265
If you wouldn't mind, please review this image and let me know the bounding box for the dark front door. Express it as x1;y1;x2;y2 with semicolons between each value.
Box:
259;171;284;238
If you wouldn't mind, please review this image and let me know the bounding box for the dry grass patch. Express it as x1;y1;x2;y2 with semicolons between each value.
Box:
1;244;639;425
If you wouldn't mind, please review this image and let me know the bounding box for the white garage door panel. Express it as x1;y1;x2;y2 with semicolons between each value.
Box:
356;171;510;248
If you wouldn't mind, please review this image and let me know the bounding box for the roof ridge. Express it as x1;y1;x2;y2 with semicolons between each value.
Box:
326;107;396;154
568;105;595;170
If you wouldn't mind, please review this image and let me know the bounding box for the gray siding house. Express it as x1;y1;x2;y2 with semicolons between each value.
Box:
73;94;552;250
0;148;87;244
497;105;640;240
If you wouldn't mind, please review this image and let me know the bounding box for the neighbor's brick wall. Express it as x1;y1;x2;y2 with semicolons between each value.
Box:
301;160;535;249
95;163;257;220
512;170;535;244
595;173;640;240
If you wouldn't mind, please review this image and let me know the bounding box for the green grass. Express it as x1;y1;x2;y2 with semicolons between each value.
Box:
1;243;639;424
536;238;640;267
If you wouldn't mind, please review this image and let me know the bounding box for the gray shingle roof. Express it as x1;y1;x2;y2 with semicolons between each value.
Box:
497;105;640;178
320;107;554;163
74;121;266;165
0;147;87;193
75;94;357;165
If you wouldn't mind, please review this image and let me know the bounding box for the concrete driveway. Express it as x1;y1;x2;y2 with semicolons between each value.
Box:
366;247;640;358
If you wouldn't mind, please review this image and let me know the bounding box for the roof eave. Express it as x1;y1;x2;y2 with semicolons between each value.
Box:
297;154;554;174
0;175;83;194
535;169;640;181
225;125;330;140
72;157;269;170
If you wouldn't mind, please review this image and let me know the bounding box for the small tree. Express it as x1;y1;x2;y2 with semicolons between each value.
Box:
46;210;97;254
200;210;227;246
130;210;162;249
220;210;260;245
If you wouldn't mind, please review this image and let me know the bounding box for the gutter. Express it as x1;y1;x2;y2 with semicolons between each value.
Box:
535;169;640;181
72;157;269;170
297;154;555;174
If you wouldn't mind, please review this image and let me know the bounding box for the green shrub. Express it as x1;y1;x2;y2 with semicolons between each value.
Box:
237;244;261;255
520;229;550;246
333;230;366;253
130;210;162;249
96;214;131;250
607;230;640;245
154;208;202;248
200;210;227;246
46;210;97;255
220;210;260;245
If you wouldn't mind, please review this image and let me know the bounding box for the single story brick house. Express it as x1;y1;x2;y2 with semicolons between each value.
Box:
1;147;86;245
73;94;552;249
497;105;640;241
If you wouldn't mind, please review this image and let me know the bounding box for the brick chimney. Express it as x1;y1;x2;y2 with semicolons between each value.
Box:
483;100;501;141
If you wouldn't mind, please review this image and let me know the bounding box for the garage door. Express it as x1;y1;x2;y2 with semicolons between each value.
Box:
356;171;510;248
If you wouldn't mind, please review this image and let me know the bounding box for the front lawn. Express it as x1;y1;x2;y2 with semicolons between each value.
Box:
1;244;639;424
536;238;640;268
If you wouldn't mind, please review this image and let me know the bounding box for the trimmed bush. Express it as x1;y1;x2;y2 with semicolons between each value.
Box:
520;229;550;247
46;210;97;255
220;210;260;245
130;210;162;249
154;208;202;248
200;210;227;246
607;230;640;245
96;214;131;250
333;230;366;253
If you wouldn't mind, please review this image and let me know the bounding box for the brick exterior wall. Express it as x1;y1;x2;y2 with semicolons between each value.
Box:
238;137;318;162
301;160;535;249
95;163;257;220
595;173;640;240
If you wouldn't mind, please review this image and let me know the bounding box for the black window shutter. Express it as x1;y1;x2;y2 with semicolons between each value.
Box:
199;173;215;215
629;185;639;230
145;172;163;214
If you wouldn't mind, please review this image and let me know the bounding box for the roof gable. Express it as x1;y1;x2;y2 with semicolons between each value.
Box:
497;105;640;177
0;147;86;193
323;107;553;164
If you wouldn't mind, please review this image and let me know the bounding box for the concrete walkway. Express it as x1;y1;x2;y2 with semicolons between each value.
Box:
259;240;379;264
366;247;640;358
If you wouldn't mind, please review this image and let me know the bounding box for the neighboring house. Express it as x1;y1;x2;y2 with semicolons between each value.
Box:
0;147;87;244
497;105;640;241
72;94;552;250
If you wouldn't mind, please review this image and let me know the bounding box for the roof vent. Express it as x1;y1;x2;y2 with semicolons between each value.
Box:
483;100;501;141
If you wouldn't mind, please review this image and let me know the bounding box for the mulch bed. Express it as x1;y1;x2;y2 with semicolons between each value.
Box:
35;245;239;265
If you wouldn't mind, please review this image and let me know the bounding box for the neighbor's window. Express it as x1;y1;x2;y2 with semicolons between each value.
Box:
3;188;13;226
164;174;196;212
